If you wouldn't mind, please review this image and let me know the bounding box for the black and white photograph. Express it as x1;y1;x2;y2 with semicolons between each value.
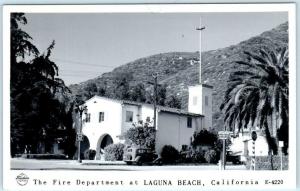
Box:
2;4;296;190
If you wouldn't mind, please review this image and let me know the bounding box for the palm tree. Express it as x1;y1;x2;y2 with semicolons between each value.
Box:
220;47;289;155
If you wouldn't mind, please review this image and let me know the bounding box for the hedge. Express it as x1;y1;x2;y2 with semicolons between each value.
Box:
245;155;288;170
160;145;179;164
204;150;218;164
104;143;125;161
84;149;96;160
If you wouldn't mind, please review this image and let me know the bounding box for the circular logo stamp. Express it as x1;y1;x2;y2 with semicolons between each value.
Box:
16;173;29;186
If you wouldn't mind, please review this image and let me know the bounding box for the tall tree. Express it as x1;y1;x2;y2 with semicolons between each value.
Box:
220;47;289;155
10;13;72;155
83;82;98;99
166;95;182;109
113;72;133;100
129;83;146;102
157;84;167;106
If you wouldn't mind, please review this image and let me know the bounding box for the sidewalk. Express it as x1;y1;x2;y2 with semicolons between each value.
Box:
81;160;126;165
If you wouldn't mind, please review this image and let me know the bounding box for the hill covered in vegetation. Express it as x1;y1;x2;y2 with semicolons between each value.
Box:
69;22;288;130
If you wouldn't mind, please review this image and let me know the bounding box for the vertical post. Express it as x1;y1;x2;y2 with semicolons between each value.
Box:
251;140;255;170
76;105;87;163
199;17;202;84
279;141;284;170
250;131;257;170
196;17;205;84
280;150;283;171
222;139;226;170
78;111;82;163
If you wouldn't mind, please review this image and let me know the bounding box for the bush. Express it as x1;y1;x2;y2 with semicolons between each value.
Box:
245;155;288;170
192;150;206;163
124;122;156;150
183;150;205;163
160;145;179;164
192;129;218;147
204;150;218;163
104;143;125;161
84;149;96;160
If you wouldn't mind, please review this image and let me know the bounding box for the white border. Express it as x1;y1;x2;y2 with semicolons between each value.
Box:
2;4;297;191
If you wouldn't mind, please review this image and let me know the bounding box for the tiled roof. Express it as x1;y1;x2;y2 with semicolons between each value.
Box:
157;106;203;117
87;95;204;117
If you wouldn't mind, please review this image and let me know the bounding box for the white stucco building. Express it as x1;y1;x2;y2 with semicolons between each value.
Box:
229;128;269;161
80;83;213;159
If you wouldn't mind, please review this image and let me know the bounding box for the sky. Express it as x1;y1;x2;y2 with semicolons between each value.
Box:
23;12;288;85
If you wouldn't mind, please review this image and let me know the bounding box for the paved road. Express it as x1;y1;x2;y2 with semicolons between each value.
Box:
11;158;246;171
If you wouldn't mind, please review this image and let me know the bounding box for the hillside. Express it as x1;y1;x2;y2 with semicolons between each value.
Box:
69;22;288;130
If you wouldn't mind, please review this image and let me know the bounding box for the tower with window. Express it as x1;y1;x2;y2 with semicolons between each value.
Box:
187;18;213;130
188;83;213;130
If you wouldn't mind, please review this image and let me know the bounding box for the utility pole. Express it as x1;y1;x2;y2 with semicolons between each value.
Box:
147;73;159;129
196;17;205;84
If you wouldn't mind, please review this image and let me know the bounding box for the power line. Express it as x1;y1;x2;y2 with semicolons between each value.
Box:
53;58;116;69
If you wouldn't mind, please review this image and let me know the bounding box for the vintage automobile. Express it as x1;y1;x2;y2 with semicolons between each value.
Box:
226;151;242;164
123;146;161;165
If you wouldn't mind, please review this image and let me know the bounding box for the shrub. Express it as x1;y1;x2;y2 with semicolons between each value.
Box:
192;129;218;147
104;143;125;161
160;145;179;164
204;150;218;163
124;122;156;150
192;150;206;163
84;149;96;160
245;155;288;170
191;129;231;157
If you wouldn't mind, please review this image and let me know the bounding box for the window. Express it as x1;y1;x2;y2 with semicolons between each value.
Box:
187;117;192;128
146;116;151;122
126;111;133;122
205;96;209;106
193;96;198;105
181;145;188;151
99;112;104;122
85;113;91;123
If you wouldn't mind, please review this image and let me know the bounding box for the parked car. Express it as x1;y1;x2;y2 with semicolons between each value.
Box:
226;151;242;164
123;146;161;165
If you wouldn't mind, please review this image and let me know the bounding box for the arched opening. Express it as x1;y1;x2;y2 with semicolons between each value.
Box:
96;134;114;160
75;135;90;160
80;135;90;153
100;135;113;149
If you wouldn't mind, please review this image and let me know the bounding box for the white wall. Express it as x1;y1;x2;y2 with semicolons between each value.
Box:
121;104;140;134
155;112;203;154
202;86;213;129
81;96;207;158
188;84;213;129
82;97;123;151
140;105;154;123
230;131;269;159
188;85;203;114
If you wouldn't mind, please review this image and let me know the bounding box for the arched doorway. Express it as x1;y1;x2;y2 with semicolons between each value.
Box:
96;134;114;160
81;135;90;153
75;135;90;160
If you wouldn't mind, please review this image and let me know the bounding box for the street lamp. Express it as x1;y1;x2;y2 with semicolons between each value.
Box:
75;105;87;163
